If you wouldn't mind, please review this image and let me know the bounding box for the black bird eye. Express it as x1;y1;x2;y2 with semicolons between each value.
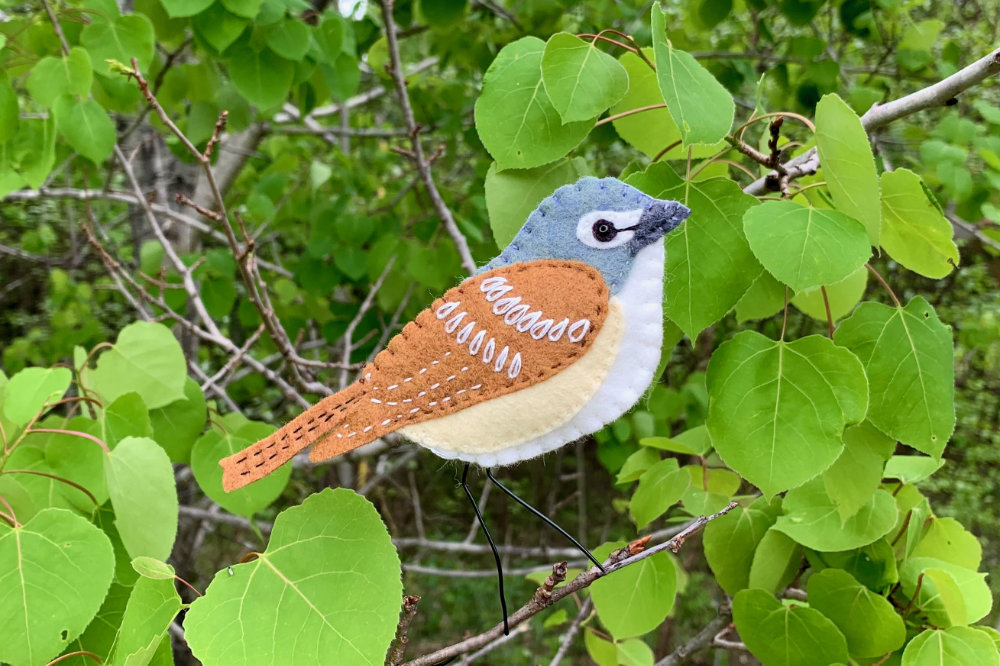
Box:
592;219;617;243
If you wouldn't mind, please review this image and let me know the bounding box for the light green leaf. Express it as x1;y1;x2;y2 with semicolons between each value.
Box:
105;437;178;561
617;638;654;666
0;509;114;666
474;37;593;170
193;4;248;53
65;583;131;665
629;458;688;528
110;575;182;666
265;17;311;61
590;541;676;640
625;163;761;339
80;14;155;74
735;270;786;322
911;517;982;570
87;322;187;410
640;425;712;456
747;529;802;594
228;46;294;108
704;496;782;595
792;266;868;322
815;539;899;593
807;569;905;658
707;332;868;497
220;0;261;18
131;556;176;580
880;168;960;278
45;417;109;508
25;47;93;107
822;421;894;520
774;479;897;551
815;93;881;244
53;96;116;165
743;200;871;292
484;157;588;248
651;4;734;146
902;627;1000;666
191;415;290;517
148;377;207;464
104;392;153;448
185;488;403;665
160;0;214;17
584;631;617;666
616;447;660;485
901;557;992;626
3;366;72;425
311;15;346;63
15;115;58;188
680;465;740;515
883;455;945;484
541;32;628;123
732;589;849;666
834;298;955;456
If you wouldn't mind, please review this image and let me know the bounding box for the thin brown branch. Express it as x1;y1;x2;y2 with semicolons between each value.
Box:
596;104;667;126
866;263;902;307
386;595;421;666
548;597;593;666
4;469;99;506
655;601;733;666
40;0;70;55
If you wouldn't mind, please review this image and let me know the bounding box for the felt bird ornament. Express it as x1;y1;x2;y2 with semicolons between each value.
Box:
220;176;690;632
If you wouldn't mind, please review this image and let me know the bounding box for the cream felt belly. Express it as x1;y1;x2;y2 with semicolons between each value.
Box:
398;300;625;455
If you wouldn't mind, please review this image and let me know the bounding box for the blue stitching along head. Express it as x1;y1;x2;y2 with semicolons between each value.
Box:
481;177;690;293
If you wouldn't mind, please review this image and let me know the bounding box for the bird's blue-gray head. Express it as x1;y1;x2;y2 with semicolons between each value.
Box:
481;177;690;293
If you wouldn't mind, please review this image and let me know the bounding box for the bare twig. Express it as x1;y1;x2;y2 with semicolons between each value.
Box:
548;597;593;666
655;601;733;666
378;0;476;276
386;595;421;666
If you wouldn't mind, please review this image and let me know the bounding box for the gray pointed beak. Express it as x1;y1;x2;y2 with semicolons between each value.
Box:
629;200;691;251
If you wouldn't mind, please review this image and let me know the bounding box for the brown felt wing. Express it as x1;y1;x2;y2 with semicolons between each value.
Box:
221;260;609;490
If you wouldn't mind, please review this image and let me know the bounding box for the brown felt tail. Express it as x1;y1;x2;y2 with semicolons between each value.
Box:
220;382;368;491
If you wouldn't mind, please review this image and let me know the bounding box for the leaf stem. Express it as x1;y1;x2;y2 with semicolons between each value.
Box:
865;263;902;307
781;286;790;341
595;104;667;126
28;428;110;454
0;492;20;527
3;469;99;506
821;286;834;338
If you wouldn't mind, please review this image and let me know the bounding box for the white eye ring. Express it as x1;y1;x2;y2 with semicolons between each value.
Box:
576;209;643;249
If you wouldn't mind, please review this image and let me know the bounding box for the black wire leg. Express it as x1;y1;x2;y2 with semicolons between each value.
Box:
461;463;510;635
485;468;607;573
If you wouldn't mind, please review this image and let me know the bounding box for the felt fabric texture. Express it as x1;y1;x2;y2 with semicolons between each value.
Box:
220;260;609;490
399;300;624;456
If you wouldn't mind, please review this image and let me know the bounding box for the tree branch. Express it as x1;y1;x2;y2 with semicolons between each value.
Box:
655;601;733;666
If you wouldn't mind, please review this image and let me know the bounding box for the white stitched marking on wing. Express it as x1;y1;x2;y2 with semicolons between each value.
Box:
370;398;382;404
507;352;522;379
432;360;440;365
461;366;470;372
469;330;486;355
471;384;483;390
364;426;373;433
387;401;398;406
348;432;357;438
419;368;428;374
436;301;460;319
548;318;569;341
403;398;412;403
482;338;496;363
568;319;591;343
445;311;466;333
456;321;476;344
396;414;403;419
494;346;509;372
493;295;521;315
429;401;438;406
485;284;512;301
456;389;467;395
409;407;420;414
479;276;506;292
364;373;371;380
443;396;451;402
403;377;413;383
381;419;392;426
504;303;530;325
446;375;456;382
530;318;554;340
418;391;427;397
387;384;398;390
444;351;452;356
515;310;542;332
336;433;342;438
431;383;441;389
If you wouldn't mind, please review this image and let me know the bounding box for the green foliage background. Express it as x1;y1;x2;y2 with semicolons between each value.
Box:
1;0;1000;664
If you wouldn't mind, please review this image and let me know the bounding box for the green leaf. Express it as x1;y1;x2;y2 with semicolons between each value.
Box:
265;17;311;61
629;458;689;528
474;37;593;170
616;447;660;485
815;539;899;593
822;421;894;520
104;436;178;560
149;377;207;464
743;200;871;293
707;332;868;497
792;266;868;323
483;158;588;248
640;425;712;456
625;164;761;339
651;4;734;146
110;575;182;666
585;631;617;666
15;115;57;188
220;0;260;18
732;589;849;666
104;392;154;448
228;46;294;108
735;270;786;322
911;517;982;570
45;418;109;508
815;93;881;244
3;366;71;425
25;47;93;108
617;638;654;666
193;4;248;53
774;479;897;551
311;15;346;63
590;542;676;639
541;32;628;123
53;96;116;165
834;298;955;456
87;322;187;410
680;465;740;515
191;415;290;517
902;627;1000;666
0;509;114;666
747;528;802;594
880;168;960;278
704;496;782;595
160;0;213;17
65;583;131;665
883;455;945;484
807;569;905;658
611;50;688;160
131;556;176;580
185;488;403;665
419;0;467;25
901;557;992;626
81;14;156;74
